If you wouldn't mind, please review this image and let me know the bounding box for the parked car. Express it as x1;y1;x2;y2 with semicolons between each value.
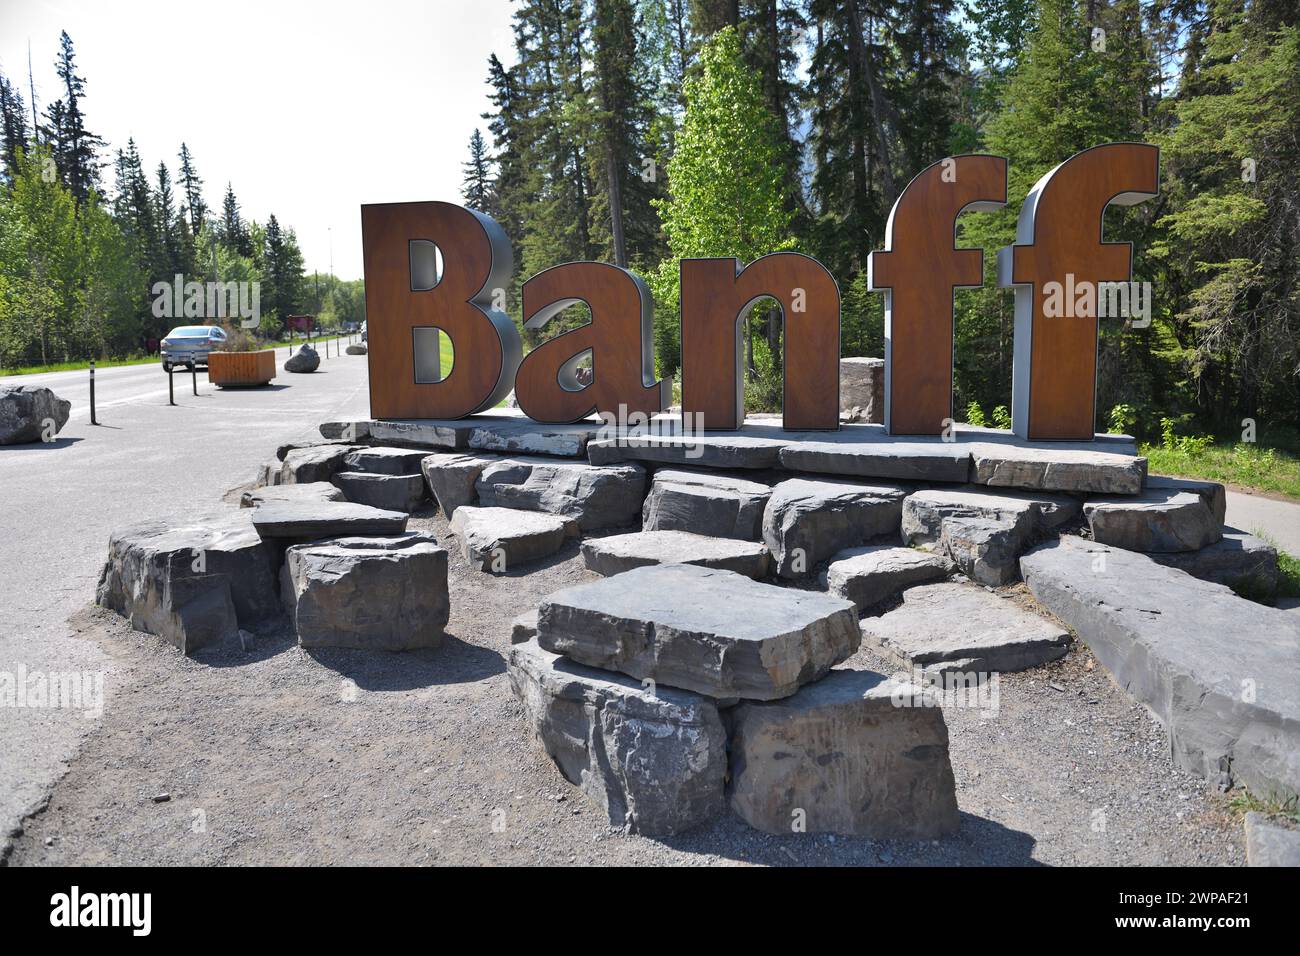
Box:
161;325;227;371
360;321;367;342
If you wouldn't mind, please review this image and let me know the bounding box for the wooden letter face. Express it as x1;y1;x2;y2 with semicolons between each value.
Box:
680;253;840;431
868;155;1008;435
360;201;521;419
515;262;669;423
999;143;1159;440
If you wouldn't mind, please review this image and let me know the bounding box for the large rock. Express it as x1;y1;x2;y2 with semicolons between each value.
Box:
240;482;346;508
587;432;787;470
839;356;884;423
1245;812;1300;867
1021;536;1300;796
640;468;770;540
727;668;960;838
343;446;430;475
96;512;280;655
508;638;726;836
275;439;353;462
280;533;448;650
1149;528;1279;598
283;344;320;373
822;545;952;612
581;530;771;579
0;384;71;444
762;478;907;578
860;582;1071;674
537;564;859;700
970;443;1145;495
1145;474;1227;525
449;505;579;572
420;452;497;516
330;472;427;513
250;501;409;540
261;444;359;486
1084;489;1221;553
939;516;1027;586
345;343;367;355
901;486;1080;546
476;458;645;530
779;440;970;484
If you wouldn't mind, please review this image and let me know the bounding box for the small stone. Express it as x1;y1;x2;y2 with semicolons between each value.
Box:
581;530;771;579
822;545;952;612
511;608;539;644
152;793;171;803
449;505;579;572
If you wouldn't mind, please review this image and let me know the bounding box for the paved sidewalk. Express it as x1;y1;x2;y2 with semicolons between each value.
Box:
1225;490;1300;558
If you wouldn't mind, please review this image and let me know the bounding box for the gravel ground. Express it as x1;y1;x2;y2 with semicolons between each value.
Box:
6;504;1244;866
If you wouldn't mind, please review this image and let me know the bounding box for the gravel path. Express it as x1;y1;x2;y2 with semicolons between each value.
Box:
7;506;1243;866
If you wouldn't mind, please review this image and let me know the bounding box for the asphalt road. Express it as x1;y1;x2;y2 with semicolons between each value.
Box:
0;349;371;851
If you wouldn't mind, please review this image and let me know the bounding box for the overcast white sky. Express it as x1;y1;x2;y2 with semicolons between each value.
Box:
0;0;517;279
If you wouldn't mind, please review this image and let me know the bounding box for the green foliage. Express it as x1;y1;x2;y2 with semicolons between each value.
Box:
1108;403;1138;436
964;401;987;427
991;405;1012;430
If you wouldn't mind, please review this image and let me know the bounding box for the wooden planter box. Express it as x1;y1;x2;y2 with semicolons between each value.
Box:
208;350;276;387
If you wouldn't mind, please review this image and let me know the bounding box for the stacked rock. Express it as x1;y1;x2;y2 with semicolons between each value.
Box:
508;562;960;839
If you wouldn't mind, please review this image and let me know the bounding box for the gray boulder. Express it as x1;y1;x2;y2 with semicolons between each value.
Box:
449;505;579;572
1149;528;1278;598
250;501;409;541
1084;489;1221;552
283;344;320;373
343;446;430;475
345;343;367;355
96;511;281;655
727;668;960;838
860;582;1071;674
1145;474;1227;525
240;482;346;508
1021;536;1300;797
261;443;360;486
901;486;1079;546
822;545;952;612
476;458;645;530
421;452;498;516
970;443;1145;495
939;516;1027;586
762;477;908;578
537;563;859;700
511;608;539;644
508;638;726;836
581;530;771;579
839;356;884;423
330;472;428;513
0;384;71;444
1245;812;1300;867
641;469;771;540
281;533;448;650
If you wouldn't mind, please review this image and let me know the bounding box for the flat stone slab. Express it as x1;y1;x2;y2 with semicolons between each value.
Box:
0;384;70;444
901;486;1079;546
327;412;602;457
1149;528;1278;598
1085;489;1221;553
511;608;539;644
763;478;907;578
970;443;1145;495
823;546;952;612
1245;812;1300;866
281;533;448;650
588;433;787;470
420;452;498;517
1021;536;1300;797
939;516;1026;586
330;471;428;513
363;419;471;449
240;482;346;508
537;563;859;700
727;668;960;838
96;511;280;655
250;501;409;540
779;440;970;483
343;446;430;475
860;582;1072;674
581;530;771;579
1145;474;1227;525
449;505;579;572
508;638;726;836
641;468;771;540
319;420;371;442
262;443;361;486
476;458;645;530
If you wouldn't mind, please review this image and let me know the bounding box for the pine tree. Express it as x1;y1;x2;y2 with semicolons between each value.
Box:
220;182;253;258
177;143;205;237
461;128;495;213
0;72;30;182
44;31;104;205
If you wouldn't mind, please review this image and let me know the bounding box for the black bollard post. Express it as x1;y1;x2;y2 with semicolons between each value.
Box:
89;358;98;425
191;362;197;396
168;367;175;406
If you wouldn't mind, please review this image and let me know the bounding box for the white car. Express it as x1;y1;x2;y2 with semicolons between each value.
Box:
161;325;226;371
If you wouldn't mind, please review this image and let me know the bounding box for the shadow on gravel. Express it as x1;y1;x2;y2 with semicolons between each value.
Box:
0;436;86;451
659;811;1042;867
305;632;505;691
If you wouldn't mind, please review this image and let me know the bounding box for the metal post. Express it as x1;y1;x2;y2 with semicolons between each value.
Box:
168;367;175;406
89;359;98;425
191;362;197;396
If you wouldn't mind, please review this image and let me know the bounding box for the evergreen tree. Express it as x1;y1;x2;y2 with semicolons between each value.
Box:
220;182;254;258
177;142;205;237
461;128;495;213
0;73;30;182
43;31;104;205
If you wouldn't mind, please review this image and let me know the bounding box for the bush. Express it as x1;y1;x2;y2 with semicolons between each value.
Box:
965;401;987;426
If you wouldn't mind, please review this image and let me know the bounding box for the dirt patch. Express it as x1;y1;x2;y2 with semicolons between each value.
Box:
8;510;1242;866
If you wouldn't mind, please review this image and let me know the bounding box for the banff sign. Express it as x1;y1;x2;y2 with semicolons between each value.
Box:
361;142;1158;441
